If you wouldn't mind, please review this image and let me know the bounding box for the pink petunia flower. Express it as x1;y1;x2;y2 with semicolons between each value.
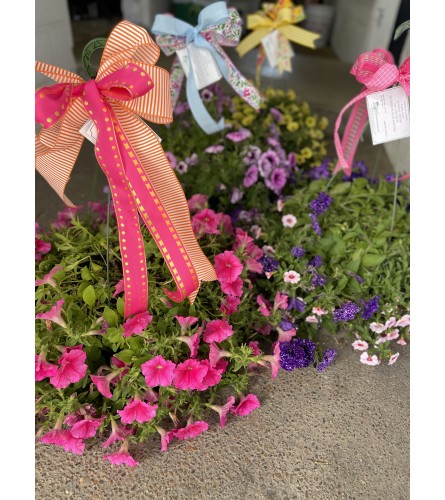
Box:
312;306;328;316
112;279;124;297
305;315;319;323
192;208;220;237
220;295;241;316
209;396;236;427
123;311;153;338
172;359;208;390
205;144;225;154
369;322;387;333
35;352;58;381
35;237;51;261
52;206;82;230
203;319;233;343
155;426;175;452
174;420;209;440
261;342;281;379
384;317;397;330
283;271;301;284
282;214;297;228
35;299;67;329
198;359;223;390
245;257;263;274
360;352;380;366
277;327;297;343
277;199;284;212
41;428;85;455
388;352;400;365
177;326;202;358
175;315;199;332
117;399;158;424
352;340;369;351
70;418;103;439
397;338;407;346
209;342;232;368
396;315;410;327
231;394;261;416
257;294;272;317
91;372;119;398
274;292;289;311
103;439;139;466
141;355;176;387
35;265;63;287
215;212;234;235
221;277;244;297
376;329;399;344
102;420;134;448
225;127;252;142
214;251;243;284
50;347;87;389
188;194;208;212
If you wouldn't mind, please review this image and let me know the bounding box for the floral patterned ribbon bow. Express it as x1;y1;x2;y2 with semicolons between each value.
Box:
151;1;262;134
35;20;217;319
236;0;320;76
334;48;410;176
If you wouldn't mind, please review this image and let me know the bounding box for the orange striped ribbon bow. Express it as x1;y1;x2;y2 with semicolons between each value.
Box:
35;21;217;319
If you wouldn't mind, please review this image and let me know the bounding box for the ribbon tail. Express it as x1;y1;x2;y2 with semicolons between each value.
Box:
236;27;272;57
333;89;370;176
278;25;320;49
169;55;186;112
114;105;217;303
35;61;84;85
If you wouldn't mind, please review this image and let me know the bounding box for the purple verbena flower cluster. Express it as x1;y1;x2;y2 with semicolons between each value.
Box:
333;302;361;322
291;246;305;258
316;349;337;372
362;296;380;320
279;338;316;371
309;192;333;216
308;255;322;268
259;255;279;273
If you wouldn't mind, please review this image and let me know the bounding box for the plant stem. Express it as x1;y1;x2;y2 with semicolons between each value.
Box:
106;190;111;307
390;170;399;234
326;171;338;190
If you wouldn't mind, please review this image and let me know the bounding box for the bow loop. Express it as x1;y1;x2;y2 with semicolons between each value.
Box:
97;63;155;101
35;83;75;129
350;48;395;84
203;7;242;47
399;56;410;95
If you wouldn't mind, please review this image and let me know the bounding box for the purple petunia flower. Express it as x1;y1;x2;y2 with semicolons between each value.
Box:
200;88;213;102
279;319;294;331
259;255;279;273
230;187;244;204
316;349;337;372
308;255;322;268
291;246;305;258
173;101;189;115
333;302;361;322
176;161;188;174
287;297;306;313
243;165;259;188
307;157;331;180
226;128;252;142
267;137;281;148
205;144;225;154
312;273;327;287
242;145;262;165
309;213;322;237
362;296;380;320
309;192;333;216
265;168;287;193
279;338;316;371
165;151;177;169
270;107;283;122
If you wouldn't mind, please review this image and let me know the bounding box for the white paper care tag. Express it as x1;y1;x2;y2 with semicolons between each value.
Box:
261;30;279;68
366;86;410;145
79;119;162;144
176;44;222;90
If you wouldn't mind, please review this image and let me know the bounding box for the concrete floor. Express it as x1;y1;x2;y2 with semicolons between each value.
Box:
35;18;408;500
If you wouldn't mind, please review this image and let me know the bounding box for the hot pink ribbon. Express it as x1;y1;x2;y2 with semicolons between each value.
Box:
333;48;410;175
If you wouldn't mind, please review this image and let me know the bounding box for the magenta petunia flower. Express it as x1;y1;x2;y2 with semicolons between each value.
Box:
214;212;234;235
198;359;223;390
141;355;176;387
220;295;241;316
205;144;224;154
277;327;297;343
175;315;199;331
123;311;153;338
117;399;158;424
91;373;118;398
192;208;220;237
70;418;103;439
221;277;243;297
188;194;208;212
226;127;252;142
209;342;232;368
35;265;63;287
257;294;272;317
52;206;82;230
41;428;85;455
35;299;67;329
178;327;202;358
274;292;289;311
261;342;281;379
35;236;51;261
104;440;139;466
174;420;209;440
172;359;208;390
245;257;263;274
35;352;58;381
102;420;133;448
50;347;87;389
203;319;233;344
214;251;243;284
112;279;124;297
231;394;261;416
209;396;236;427
156;426;175;452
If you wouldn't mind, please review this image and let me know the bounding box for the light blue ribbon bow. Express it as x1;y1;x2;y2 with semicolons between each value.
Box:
152;1;231;134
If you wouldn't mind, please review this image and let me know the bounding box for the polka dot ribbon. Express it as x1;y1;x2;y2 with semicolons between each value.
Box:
333;48;410;176
35;20;217;318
